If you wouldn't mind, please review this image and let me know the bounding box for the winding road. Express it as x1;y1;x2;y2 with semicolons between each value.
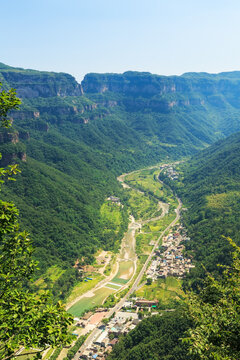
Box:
76;165;182;356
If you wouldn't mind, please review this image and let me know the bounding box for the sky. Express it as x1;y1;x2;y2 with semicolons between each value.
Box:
1;0;240;82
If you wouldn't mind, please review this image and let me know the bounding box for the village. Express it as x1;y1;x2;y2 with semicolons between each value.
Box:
146;224;195;280
71;165;194;360
75;221;194;360
160;164;179;181
76;298;159;360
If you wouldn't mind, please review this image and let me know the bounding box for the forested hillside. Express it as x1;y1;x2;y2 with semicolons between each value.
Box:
110;132;240;360
160;132;240;288
2;63;240;286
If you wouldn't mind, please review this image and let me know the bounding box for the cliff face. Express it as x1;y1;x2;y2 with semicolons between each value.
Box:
0;65;83;98
0;129;27;166
81;71;240;110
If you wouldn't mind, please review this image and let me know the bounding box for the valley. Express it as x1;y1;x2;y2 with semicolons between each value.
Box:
54;162;191;360
2;63;240;360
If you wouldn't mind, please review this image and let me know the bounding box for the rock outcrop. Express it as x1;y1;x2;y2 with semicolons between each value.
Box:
0;64;83;98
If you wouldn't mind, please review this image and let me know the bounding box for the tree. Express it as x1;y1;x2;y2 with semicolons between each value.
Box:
0;83;73;360
146;278;152;285
183;238;240;360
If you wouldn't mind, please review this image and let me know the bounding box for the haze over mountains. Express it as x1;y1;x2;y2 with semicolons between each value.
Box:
1;62;240;295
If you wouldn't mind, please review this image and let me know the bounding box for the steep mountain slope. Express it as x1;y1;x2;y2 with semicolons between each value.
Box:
160;132;240;287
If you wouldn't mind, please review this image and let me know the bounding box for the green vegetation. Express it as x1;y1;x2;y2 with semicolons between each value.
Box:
100;200;128;252
4;65;240;359
159;132;240;289
183;239;240;360
125;168;165;200
0;84;73;360
3;64;240;297
135;232;158;258
135;277;185;309
125;188;158;220
112;260;134;284
68;287;115;317
48;347;62;360
107;309;195;360
64;335;87;360
66;273;104;305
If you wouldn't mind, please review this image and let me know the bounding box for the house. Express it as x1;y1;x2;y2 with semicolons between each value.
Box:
94;330;108;347
109;338;118;347
135;299;158;307
107;196;120;203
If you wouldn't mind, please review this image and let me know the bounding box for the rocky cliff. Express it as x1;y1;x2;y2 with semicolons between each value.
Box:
81;71;240;110
0;63;83;98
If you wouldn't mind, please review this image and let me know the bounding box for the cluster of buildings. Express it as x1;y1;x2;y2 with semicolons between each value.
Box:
78;299;159;359
79;310;139;359
147;224;194;279
160;164;179;180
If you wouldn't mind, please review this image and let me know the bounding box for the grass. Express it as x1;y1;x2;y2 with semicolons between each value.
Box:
105;283;123;290
68;287;115;317
66;273;104;305
43;347;54;359
142;213;176;233
135;232;159;257
13;349;39;360
135;277;185;307
125;168;164;200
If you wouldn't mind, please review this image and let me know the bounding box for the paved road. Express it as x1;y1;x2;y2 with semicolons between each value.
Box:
77;168;182;356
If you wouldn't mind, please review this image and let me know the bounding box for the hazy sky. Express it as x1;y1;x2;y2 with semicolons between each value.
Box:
1;0;240;81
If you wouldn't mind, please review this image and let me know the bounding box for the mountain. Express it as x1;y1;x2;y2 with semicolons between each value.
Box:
110;131;240;360
2;63;240;293
160;131;240;288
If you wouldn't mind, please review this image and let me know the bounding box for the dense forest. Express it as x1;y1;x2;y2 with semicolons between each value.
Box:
159;132;240;288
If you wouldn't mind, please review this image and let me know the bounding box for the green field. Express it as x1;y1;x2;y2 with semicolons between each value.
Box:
66;273;104;305
135;232;159;258
135;277;185;307
142;212;176;233
13;349;39;360
105;283;123;290
125;168;164;199
68;287;115;316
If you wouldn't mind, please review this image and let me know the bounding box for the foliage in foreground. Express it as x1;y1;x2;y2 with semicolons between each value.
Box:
183;238;240;360
0;84;73;359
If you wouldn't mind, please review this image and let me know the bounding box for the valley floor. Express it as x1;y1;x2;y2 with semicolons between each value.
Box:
41;162;192;360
